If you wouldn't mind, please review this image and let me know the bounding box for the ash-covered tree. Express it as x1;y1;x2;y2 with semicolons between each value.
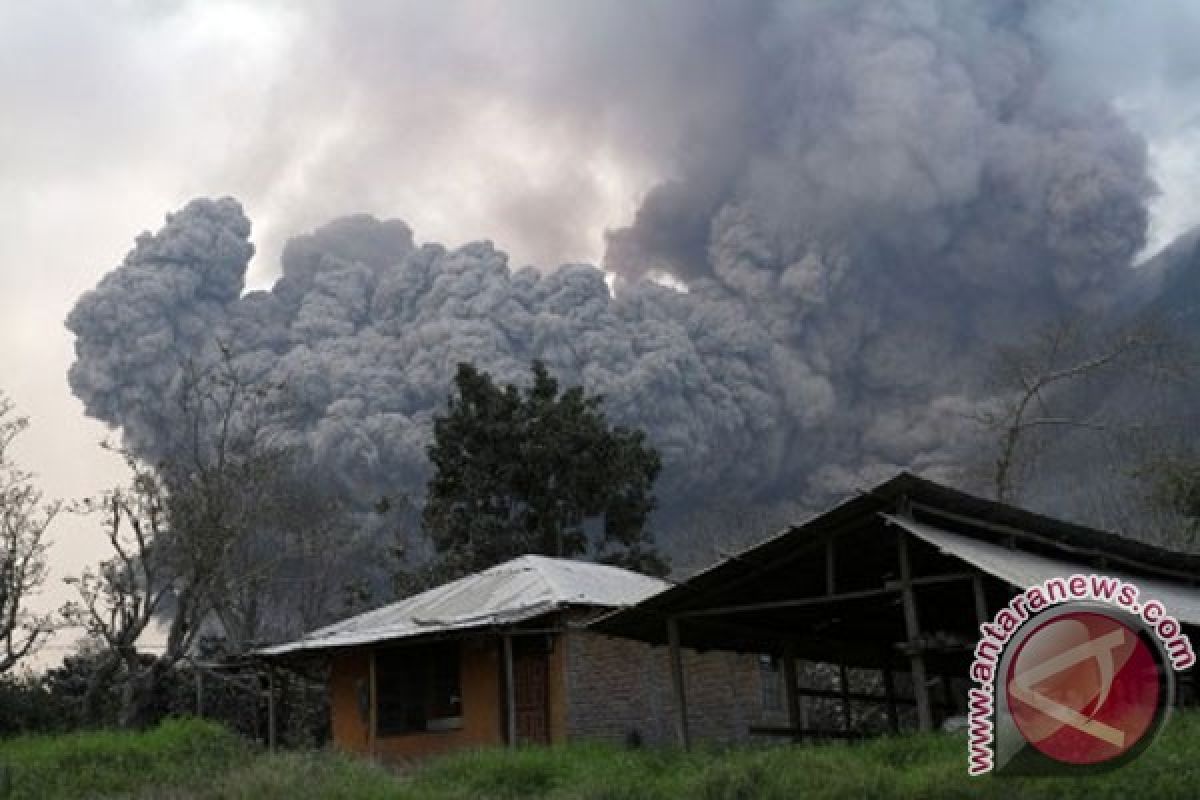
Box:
65;347;362;728
0;392;56;673
971;312;1200;550
973;315;1180;503
63;456;181;726
422;361;666;580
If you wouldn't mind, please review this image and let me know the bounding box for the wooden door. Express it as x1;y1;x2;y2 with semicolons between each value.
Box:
513;645;550;745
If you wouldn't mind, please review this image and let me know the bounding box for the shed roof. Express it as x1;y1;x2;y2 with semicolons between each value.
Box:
593;472;1200;656
259;555;670;657
888;514;1200;626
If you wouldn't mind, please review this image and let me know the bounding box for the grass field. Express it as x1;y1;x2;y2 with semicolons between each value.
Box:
1;712;1198;799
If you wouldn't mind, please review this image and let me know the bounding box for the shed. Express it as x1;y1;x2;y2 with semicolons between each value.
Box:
593;472;1200;745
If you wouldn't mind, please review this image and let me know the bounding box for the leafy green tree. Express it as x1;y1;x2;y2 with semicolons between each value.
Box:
423;361;666;579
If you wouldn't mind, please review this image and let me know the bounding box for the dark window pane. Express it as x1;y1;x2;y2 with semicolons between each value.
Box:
375;642;463;735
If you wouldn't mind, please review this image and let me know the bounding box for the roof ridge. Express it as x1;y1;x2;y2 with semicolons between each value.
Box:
517;554;563;598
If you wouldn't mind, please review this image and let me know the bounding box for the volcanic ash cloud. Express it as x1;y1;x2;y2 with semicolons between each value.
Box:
65;2;1155;525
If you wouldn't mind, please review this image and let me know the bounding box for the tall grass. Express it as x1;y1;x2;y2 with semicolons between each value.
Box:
0;717;249;799
2;711;1199;798
392;713;1200;800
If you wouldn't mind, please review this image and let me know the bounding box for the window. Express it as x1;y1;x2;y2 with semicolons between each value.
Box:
375;642;463;735
759;654;782;712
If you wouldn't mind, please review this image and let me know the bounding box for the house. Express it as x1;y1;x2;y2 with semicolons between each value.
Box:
259;555;788;760
593;472;1200;745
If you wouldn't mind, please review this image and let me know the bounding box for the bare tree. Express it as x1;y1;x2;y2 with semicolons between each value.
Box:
62;456;192;725
63;348;291;726
65;347;368;725
160;350;296;654
164;348;384;649
973;316;1181;503
0;392;56;672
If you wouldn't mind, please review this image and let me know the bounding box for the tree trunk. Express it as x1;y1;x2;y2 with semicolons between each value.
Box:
119;660;167;729
81;655;122;724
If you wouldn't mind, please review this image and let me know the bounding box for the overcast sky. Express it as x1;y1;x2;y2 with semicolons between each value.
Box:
6;0;1200;662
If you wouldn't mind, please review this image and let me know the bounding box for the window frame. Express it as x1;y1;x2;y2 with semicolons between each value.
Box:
374;641;464;736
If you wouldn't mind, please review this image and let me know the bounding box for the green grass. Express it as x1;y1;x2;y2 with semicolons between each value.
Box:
390;712;1200;800
0;717;250;799
3;712;1200;799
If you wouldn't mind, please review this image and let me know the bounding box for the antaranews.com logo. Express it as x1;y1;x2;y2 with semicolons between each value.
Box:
967;574;1195;776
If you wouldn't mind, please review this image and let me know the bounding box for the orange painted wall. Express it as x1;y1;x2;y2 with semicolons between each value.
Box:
330;635;508;762
329;649;370;753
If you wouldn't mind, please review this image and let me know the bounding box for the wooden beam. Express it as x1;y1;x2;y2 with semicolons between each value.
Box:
825;540;836;596
266;667;277;752
368;650;378;758
788;685;953;708
781;641;802;741
972;574;989;628
676;570;976;621
675;516;873;609
838;662;852;731
883;572;978;591
502;634;516;747
881;655;900;733
940;672;955;723
666;617;690;749
676;586;894;619
897;531;933;732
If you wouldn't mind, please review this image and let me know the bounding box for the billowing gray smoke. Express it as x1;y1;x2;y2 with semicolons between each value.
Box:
66;1;1155;542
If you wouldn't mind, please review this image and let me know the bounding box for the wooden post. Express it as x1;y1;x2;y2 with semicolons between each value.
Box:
194;667;203;717
897;531;933;732
940;672;955;722
266;667;277;752
825;540;836;596
880;654;899;734
972;575;989;628
838;662;852;732
502;634;517;747
782;641;802;741
368;650;378;757
666;616;690;749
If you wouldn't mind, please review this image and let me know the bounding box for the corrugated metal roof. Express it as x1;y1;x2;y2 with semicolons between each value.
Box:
885;514;1200;626
258;555;671;656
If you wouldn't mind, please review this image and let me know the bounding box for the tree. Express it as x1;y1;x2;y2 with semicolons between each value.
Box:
973;316;1178;503
0;392;56;672
67;340;398;726
1120;412;1200;549
61;457;182;726
423;361;666;580
64;348;355;727
163;352;381;649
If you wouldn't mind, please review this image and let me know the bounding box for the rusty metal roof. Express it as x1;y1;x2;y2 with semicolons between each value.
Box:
258;555;671;656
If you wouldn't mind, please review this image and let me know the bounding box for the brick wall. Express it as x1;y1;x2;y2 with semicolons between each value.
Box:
563;624;788;746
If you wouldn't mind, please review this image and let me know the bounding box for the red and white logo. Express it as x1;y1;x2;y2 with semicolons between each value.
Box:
967;574;1191;776
1005;611;1162;766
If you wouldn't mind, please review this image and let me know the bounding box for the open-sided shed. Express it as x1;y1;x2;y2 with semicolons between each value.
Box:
593;472;1200;745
